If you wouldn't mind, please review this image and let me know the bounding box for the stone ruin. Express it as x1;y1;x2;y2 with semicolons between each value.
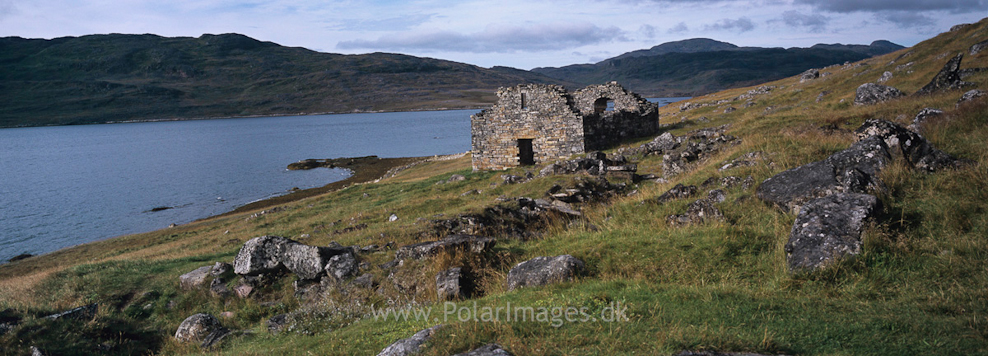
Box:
471;81;659;171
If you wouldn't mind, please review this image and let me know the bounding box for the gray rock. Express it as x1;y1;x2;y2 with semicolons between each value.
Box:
452;343;514;356
210;262;233;277
44;303;98;320
174;313;222;343
641;132;679;154
957;89;986;107
854;119;959;172
667;191;725;226
908;108;944;132
877;71;893;83
501;174;525;184
655;184;696;204
799;68;819;83
916;53;972;95
785;193;879;272
377;325;443;356
506;255;584;291
352;273;375;289
209;277;230;298
395;234;495;261
854;83;905;105
436;267;464;300
325;251;358;281
179;265;213;290
971;39;988;55
757;136;891;212
448;174;466;182
233;235;291;275
282;242;337;280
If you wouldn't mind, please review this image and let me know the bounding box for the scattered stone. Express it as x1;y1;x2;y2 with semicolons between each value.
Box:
352;273;375;289
232;282;253;299
970;39;988;56
210;262;233;277
656;184;697;203
266;314;289;334
908;108;944;132
389;213;399;222
396;234;496;261
957;89;986;107
916;53;973;95
723;107;736;114
452;343;514;356
719;151;767;171
815;91;828;103
30;346;45;356
436;267;465;300
377;325;443;356
667;190;725;226
448;174;466;182
174;313;222;343
506;255;584;291
854;83;905;105
877;71;893;83
179;266;214;290
641;132;679;155
785;193;879;273
501;174;525;184
698;116;711;123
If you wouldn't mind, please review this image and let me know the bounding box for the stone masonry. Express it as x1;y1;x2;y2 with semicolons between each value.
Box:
471;82;658;171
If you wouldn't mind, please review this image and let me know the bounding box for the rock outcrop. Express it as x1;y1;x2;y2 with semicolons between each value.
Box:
854;119;961;172
395;234;495;261
667;190;726;226
174;313;222;343
972;40;988;56
452;343;514;356
916;53;973;95
854;83;905;105
233;235;291;276
957;89;985;107
436;267;465;300
232;235;357;281
506;255;584;291
785;193;879;272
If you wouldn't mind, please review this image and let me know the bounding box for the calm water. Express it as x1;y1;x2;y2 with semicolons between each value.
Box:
0;98;688;262
0;110;477;262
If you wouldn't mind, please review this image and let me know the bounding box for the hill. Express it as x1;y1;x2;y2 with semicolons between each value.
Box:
0;33;568;128
532;39;904;96
1;18;987;355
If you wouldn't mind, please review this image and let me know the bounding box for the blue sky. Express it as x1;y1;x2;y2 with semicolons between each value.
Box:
1;0;985;69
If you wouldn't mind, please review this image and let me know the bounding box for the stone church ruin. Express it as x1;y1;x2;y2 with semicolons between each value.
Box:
471;82;659;171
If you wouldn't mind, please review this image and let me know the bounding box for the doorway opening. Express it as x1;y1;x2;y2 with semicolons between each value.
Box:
593;97;614;114
517;139;534;165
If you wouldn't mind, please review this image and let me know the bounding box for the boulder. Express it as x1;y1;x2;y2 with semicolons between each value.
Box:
908;108;944;132
436;267;465;300
641;132;679;154
395;234;495;261
210;262;233;277
957;89;986;107
785;193;879;272
854;83;905;105
281;242;339;280
174;313;222;343
452;343;514;356
877;71;893;83
377;325;443;356
799;68;819;83
854;119;959;172
972;39;988;56
757;136;891;212
179;266;213;290
233;235;291;275
506;255;584;291
266;314;289;334
916;53;970;95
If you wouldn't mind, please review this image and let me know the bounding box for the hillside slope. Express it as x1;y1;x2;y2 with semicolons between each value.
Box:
0;33;568;127
533;40;904;97
1;19;987;356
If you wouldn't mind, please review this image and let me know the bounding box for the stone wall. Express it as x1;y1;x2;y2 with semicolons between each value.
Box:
471;84;584;170
471;82;658;171
574;82;660;150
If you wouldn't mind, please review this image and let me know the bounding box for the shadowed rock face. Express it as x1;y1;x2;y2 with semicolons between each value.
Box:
916;53;971;95
395;234;496;261
506;255;584;291
854;119;961;172
785;193;879;272
233;235;290;275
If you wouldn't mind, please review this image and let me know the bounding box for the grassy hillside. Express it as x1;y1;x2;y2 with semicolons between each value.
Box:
1;18;987;355
533;42;903;97
0;33;568;128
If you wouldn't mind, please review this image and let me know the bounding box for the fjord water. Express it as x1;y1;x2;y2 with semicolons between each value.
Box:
0;98;686;263
0;110;476;262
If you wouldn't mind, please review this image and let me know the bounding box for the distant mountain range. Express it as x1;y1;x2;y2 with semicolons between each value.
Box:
0;34;903;127
531;38;904;96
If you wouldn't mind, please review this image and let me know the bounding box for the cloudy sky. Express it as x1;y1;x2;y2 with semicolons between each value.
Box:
0;0;985;69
